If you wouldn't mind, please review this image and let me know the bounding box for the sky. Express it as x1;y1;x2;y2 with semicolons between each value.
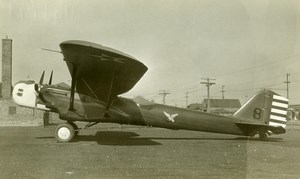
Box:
0;0;300;106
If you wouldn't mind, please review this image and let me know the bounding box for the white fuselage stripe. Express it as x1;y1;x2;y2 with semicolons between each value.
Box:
273;95;289;102
271;108;287;115
269;122;286;128
272;102;288;108
270;115;287;122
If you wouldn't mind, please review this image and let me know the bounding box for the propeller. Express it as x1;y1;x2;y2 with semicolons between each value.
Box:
49;70;53;85
39;70;45;85
33;70;53;116
35;70;53;93
33;94;38;117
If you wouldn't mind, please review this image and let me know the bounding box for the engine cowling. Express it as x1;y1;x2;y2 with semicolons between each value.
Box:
12;80;49;111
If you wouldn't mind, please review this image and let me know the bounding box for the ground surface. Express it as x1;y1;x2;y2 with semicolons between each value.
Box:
0;122;299;179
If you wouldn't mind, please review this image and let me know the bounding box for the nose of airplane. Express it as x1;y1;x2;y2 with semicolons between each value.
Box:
12;71;53;110
12;80;37;108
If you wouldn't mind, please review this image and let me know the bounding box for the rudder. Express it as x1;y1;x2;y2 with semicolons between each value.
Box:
234;90;289;128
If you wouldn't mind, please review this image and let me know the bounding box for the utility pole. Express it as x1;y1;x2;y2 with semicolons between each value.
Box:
221;85;225;99
158;90;170;105
185;92;189;108
284;73;291;99
201;78;216;113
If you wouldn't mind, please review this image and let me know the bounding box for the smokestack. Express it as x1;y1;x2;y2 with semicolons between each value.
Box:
2;38;13;99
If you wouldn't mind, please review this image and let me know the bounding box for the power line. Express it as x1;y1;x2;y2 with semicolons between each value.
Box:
212;53;300;78
201;78;216;113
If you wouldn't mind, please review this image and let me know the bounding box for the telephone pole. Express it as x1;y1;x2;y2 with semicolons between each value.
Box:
158;90;170;104
284;73;291;99
221;85;225;99
201;78;216;113
185;92;189;108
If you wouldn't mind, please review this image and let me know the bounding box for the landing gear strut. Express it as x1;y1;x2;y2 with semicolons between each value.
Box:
69;122;79;137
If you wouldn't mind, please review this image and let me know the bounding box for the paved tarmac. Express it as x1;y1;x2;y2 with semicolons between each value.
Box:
0;123;299;179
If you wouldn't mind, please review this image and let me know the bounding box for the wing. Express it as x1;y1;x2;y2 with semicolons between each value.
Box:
60;40;148;107
171;114;178;118
163;111;171;118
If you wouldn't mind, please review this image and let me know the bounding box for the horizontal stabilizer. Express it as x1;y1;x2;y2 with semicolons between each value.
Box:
236;122;286;135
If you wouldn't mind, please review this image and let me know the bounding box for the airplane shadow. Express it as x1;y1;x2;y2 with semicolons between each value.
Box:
142;136;283;142
248;137;283;142
36;131;283;145
75;131;162;146
36;131;162;146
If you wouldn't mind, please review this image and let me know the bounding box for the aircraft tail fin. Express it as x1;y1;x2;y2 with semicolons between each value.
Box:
234;90;289;128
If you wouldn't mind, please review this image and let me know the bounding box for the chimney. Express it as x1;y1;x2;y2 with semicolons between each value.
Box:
2;38;13;99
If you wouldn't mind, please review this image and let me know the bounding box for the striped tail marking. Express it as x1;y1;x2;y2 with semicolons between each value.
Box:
269;95;289;128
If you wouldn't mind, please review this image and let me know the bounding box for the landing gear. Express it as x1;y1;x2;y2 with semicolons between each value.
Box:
54;121;100;143
249;128;269;141
69;122;79;136
55;123;76;143
258;131;268;141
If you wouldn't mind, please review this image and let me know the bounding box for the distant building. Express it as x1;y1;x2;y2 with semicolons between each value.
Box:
54;82;71;89
187;103;205;111
133;96;155;105
188;99;241;116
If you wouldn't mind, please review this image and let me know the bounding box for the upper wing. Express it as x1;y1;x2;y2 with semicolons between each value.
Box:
60;40;148;106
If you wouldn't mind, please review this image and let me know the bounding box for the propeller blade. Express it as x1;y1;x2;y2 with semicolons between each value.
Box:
33;93;38;117
49;70;53;85
39;71;45;85
34;84;39;92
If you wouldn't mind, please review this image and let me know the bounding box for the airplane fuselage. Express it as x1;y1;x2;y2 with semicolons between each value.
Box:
38;85;246;136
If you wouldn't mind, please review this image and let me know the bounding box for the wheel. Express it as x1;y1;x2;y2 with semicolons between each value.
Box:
55;123;75;143
69;122;79;136
259;132;268;141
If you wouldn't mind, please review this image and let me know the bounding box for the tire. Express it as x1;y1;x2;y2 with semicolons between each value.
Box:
259;132;268;141
55;123;75;143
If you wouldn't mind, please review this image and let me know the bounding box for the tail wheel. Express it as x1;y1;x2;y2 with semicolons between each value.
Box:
55;123;75;143
259;131;268;141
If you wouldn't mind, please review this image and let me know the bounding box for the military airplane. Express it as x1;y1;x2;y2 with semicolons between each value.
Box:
12;40;289;142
